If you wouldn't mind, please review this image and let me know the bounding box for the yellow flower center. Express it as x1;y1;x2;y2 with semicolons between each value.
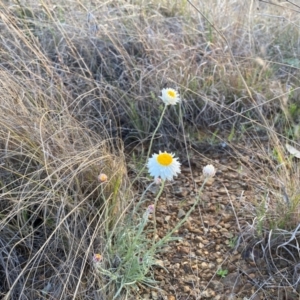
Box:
157;153;173;166
167;90;176;98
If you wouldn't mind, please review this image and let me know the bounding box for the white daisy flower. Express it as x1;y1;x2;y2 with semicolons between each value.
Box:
202;164;216;178
147;151;181;181
159;88;180;105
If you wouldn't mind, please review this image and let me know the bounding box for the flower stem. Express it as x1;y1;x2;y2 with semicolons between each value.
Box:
128;104;168;188
152;179;165;245
146;104;168;160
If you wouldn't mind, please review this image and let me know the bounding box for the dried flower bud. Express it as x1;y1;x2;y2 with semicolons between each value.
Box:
98;173;108;182
147;204;155;214
93;253;102;263
202;164;216;178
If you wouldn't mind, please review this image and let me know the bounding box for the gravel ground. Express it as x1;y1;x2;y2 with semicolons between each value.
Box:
134;151;300;300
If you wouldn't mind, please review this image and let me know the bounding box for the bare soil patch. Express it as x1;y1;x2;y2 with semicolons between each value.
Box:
133;150;300;300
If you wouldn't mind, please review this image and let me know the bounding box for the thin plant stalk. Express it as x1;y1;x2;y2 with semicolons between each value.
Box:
146;105;168;160
152;179;165;244
130;105;168;187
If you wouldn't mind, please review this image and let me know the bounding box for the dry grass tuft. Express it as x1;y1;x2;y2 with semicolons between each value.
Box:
0;62;127;299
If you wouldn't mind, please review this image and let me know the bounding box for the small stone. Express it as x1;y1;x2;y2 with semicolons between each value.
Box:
167;296;176;300
174;263;180;269
226;172;239;179
195;236;202;242
165;215;171;223
184;220;192;230
198;242;204;249
173;186;188;197
201;194;210;202
155;259;164;267
208;263;215;269
185;274;199;282
151;291;158;300
156;217;164;224
177;208;186;218
178;246;190;254
203;228;209;234
191;228;202;233
208;280;224;291
196;249;202;256
201;289;215;298
183;285;191;292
